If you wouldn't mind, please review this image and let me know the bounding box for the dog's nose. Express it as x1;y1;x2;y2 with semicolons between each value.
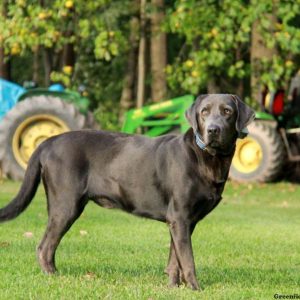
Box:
207;125;220;135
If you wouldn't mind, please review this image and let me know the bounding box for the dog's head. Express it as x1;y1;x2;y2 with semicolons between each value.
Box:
185;94;255;155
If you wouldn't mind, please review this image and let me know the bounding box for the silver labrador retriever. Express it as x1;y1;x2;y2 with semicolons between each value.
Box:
0;94;255;290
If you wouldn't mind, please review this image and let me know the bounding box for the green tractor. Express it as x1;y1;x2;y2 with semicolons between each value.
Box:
122;81;300;183
0;78;97;180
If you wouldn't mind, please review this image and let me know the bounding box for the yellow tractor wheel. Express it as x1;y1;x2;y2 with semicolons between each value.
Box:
0;96;91;180
230;121;285;182
12;115;69;170
232;137;263;174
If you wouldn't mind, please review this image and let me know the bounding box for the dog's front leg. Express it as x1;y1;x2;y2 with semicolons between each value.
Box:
166;216;200;290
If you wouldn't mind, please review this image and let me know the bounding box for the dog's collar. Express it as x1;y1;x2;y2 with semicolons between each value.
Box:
195;131;207;150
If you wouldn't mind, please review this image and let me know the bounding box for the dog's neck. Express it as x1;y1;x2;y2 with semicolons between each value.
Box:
184;128;236;184
200;147;235;184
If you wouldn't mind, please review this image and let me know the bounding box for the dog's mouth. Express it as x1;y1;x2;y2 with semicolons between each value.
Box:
206;138;235;155
203;132;232;153
206;136;223;148
207;138;229;151
208;140;221;148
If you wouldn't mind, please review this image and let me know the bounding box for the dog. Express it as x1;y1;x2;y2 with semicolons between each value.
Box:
0;94;255;290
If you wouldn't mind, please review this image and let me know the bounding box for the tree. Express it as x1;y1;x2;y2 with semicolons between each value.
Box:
0;0;10;80
2;0;300;130
136;0;147;109
119;15;139;122
251;15;277;102
150;0;167;102
167;0;251;97
0;1;130;104
166;0;300;102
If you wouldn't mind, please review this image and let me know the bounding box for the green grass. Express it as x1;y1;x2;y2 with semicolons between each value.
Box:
0;180;299;299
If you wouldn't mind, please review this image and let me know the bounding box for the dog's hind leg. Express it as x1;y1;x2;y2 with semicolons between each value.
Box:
37;193;87;274
165;236;180;287
36;151;90;274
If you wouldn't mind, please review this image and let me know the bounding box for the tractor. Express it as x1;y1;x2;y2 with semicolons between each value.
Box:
0;78;97;180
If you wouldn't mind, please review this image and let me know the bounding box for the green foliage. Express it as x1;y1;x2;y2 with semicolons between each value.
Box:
94;101;121;131
166;0;300;96
0;180;299;299
0;0;132;122
2;0;300;127
94;30;125;61
166;0;251;93
0;0;129;55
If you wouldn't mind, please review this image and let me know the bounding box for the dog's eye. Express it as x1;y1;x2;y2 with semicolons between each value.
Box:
224;108;232;115
201;108;209;115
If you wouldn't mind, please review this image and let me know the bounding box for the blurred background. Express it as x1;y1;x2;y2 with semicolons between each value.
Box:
1;1;299;121
1;0;300;182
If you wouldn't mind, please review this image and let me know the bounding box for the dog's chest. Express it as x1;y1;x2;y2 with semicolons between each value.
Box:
204;187;223;208
190;182;224;222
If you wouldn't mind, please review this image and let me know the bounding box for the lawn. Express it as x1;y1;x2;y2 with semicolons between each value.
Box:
0;180;299;300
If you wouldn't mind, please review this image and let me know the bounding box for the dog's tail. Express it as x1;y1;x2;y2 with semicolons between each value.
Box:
0;146;42;222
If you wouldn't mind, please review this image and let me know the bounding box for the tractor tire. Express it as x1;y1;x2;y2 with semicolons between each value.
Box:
0;96;98;180
229;121;285;182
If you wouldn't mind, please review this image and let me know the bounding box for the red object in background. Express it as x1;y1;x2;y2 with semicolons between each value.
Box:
272;90;285;115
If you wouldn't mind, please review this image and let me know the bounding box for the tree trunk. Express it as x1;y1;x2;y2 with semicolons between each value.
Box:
150;0;167;102
0;47;10;80
33;47;40;83
62;43;76;67
251;15;277;102
207;78;221;93
136;0;147;109
235;80;244;98
43;48;53;86
0;0;10;80
235;46;244;98
119;17;139;122
62;21;76;69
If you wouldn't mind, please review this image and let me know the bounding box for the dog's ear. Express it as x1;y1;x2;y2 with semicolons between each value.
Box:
185;95;208;133
232;95;255;138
